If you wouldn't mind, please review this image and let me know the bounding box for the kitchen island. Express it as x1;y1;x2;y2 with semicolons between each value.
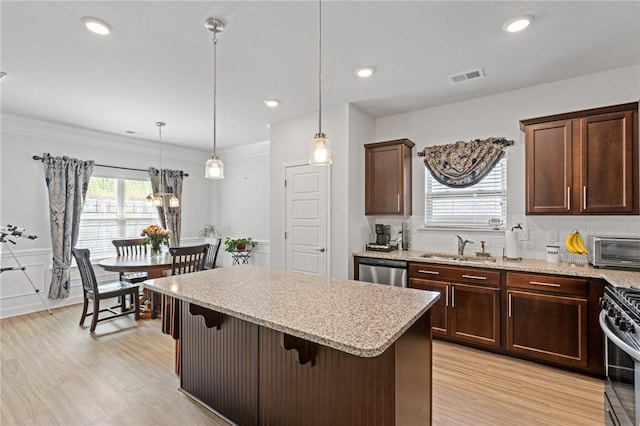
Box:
144;265;439;425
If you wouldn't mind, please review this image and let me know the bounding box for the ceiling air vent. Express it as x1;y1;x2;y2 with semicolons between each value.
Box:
448;68;485;84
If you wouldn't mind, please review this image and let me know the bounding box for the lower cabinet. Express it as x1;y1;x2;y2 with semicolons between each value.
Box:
409;264;500;348
407;261;603;376
450;283;500;347
506;272;589;368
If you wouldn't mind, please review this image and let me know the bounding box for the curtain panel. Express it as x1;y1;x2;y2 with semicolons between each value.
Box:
43;153;94;299
148;168;184;246
418;137;514;188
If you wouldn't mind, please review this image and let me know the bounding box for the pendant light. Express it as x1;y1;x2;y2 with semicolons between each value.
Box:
309;0;332;165
146;122;180;208
205;17;225;179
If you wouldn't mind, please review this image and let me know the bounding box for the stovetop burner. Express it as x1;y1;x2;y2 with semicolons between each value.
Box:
603;286;640;336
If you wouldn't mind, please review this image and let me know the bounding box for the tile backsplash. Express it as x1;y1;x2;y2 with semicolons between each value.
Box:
368;215;640;260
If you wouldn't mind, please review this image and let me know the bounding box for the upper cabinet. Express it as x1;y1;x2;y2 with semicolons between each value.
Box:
365;139;415;216
521;102;639;215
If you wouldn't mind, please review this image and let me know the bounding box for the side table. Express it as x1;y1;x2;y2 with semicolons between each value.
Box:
231;250;251;265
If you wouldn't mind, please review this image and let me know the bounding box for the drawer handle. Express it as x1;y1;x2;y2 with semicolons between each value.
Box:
461;274;487;280
418;270;440;275
508;293;512;317
445;285;449;307
529;281;561;287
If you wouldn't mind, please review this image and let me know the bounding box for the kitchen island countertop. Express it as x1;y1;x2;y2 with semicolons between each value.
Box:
144;265;439;357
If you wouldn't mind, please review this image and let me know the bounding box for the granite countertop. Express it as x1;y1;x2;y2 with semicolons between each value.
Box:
354;250;640;288
144;265;439;358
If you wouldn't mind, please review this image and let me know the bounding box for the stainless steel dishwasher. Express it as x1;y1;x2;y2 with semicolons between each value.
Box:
358;257;408;287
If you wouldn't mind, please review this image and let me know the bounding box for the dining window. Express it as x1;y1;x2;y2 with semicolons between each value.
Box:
424;158;507;228
77;176;159;259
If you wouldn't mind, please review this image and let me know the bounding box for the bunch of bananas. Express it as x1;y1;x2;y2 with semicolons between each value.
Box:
565;230;588;254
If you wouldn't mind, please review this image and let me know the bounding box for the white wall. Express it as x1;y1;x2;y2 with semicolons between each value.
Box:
270;104;353;278
374;65;640;259
214;141;271;268
347;105;375;278
0;114;213;317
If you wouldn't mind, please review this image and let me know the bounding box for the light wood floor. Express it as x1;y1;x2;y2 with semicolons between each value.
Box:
1;305;603;425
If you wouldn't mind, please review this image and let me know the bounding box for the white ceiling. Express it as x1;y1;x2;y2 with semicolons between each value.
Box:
1;1;639;152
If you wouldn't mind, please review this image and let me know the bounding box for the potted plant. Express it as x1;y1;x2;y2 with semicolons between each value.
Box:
199;224;220;244
224;237;256;253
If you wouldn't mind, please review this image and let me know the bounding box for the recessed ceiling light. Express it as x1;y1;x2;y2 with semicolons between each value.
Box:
264;99;280;108
81;16;113;35
355;66;375;78
503;14;534;33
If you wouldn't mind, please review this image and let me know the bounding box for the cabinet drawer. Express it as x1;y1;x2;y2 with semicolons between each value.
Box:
409;263;500;287
506;272;587;297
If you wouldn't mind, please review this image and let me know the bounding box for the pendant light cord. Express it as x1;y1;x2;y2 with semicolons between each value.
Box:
318;0;322;136
156;121;165;189
213;31;218;157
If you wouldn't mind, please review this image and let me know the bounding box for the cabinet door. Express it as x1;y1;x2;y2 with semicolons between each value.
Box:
578;111;638;214
449;283;500;347
409;278;448;336
365;140;413;215
507;290;588;367
525;120;573;214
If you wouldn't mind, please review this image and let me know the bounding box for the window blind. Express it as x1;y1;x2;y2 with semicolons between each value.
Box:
76;177;159;259
425;159;507;227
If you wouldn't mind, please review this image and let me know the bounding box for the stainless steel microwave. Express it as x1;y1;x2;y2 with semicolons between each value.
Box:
592;236;640;270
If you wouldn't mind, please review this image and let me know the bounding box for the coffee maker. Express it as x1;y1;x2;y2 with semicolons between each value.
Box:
375;224;390;245
366;224;398;252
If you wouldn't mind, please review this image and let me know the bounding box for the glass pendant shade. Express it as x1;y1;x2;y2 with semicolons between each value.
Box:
205;155;224;179
309;133;332;165
169;194;180;208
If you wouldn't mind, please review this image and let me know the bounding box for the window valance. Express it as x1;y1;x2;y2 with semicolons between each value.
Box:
417;137;514;188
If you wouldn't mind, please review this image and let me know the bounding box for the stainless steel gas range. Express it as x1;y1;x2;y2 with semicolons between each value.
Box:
600;285;640;425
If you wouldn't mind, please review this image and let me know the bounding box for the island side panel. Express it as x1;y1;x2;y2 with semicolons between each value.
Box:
395;312;432;426
258;327;396;425
180;301;259;425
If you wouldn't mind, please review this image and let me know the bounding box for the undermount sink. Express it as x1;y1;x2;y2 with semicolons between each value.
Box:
419;253;497;263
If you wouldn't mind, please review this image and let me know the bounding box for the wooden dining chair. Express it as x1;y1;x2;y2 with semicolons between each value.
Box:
169;244;209;275
203;238;222;270
112;238;148;284
164;243;209;374
72;248;140;333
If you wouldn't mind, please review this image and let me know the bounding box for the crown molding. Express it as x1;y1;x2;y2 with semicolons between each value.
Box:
217;140;270;161
2;113;210;162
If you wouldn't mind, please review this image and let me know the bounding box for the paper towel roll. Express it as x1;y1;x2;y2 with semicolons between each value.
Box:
505;230;520;259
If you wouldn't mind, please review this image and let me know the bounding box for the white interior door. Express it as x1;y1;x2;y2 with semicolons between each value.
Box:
284;164;329;276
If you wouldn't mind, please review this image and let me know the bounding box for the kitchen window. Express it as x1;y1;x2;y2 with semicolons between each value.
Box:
424;158;507;228
76;176;159;259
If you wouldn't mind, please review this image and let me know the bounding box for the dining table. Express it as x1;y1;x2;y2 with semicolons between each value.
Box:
98;252;173;319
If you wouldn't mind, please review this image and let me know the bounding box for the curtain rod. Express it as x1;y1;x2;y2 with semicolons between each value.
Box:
32;155;189;177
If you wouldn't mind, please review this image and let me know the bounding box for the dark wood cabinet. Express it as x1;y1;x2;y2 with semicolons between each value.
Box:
450;283;500;347
506;273;588;368
409;264;500;348
365;139;414;216
521;102;639;215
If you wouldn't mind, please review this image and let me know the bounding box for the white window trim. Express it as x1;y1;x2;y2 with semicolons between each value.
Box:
424;158;507;231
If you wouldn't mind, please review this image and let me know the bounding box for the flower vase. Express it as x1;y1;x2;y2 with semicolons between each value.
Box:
151;243;162;257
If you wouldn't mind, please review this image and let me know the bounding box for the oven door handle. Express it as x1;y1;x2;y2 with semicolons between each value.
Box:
600;311;640;362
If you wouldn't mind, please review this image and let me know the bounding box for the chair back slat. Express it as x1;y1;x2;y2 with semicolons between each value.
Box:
169;244;208;275
204;238;222;270
112;238;148;256
72;248;100;295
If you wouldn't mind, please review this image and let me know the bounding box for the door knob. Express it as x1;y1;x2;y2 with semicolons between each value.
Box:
315;247;326;252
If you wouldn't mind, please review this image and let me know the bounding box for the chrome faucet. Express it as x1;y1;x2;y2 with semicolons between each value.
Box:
455;235;474;256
